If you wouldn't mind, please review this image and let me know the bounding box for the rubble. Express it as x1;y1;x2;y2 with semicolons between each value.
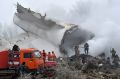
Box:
15;47;120;79
55;52;120;79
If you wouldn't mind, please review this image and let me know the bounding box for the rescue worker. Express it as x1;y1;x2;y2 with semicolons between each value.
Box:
19;62;26;77
84;43;89;55
28;8;31;12
9;45;20;65
12;44;20;52
74;45;80;56
104;57;111;70
106;57;111;65
110;48;116;59
82;56;86;65
51;51;56;61
48;52;52;61
41;13;46;21
31;71;36;79
43;13;46;20
112;54;119;67
41;50;47;63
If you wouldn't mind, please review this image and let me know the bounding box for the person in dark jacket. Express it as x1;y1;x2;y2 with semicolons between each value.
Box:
19;62;26;77
110;48;116;59
12;44;20;52
84;43;89;55
74;45;80;56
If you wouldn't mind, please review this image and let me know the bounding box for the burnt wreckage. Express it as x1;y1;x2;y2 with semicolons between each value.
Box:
13;3;94;55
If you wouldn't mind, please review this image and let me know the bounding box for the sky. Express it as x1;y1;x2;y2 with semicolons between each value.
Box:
0;0;78;24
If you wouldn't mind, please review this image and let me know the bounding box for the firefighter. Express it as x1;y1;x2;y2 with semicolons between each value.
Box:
48;52;52;61
110;48;116;59
28;8;31;12
51;51;56;61
19;62;26;77
43;13;46;20
42;50;47;63
106;57;111;65
9;45;20;65
74;45;80;56
112;54;119;67
82;56;86;65
84;43;89;55
12;44;20;52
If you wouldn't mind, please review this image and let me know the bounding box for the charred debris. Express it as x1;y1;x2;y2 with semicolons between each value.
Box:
57;45;120;79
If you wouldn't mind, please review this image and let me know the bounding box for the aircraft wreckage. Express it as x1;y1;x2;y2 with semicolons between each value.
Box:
0;3;94;55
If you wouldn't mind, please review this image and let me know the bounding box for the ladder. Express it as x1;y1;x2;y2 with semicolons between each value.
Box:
8;51;20;69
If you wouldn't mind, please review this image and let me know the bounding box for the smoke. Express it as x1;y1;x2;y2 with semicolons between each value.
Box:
0;23;23;39
68;0;120;56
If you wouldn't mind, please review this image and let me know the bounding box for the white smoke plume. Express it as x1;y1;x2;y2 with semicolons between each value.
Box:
68;0;120;56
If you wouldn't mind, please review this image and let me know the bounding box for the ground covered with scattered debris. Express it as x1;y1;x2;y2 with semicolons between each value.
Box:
55;54;120;79
17;54;120;79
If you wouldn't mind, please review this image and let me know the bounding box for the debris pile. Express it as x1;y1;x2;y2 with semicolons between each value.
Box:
56;53;120;79
56;45;120;79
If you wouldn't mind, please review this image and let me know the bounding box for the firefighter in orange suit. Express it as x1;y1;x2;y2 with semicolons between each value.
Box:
51;51;56;61
48;52;52;61
42;50;47;63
